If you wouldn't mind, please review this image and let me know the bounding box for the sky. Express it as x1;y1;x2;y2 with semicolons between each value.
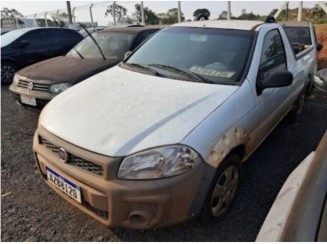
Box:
1;0;321;25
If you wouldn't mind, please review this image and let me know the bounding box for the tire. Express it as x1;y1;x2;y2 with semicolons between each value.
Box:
1;62;17;85
286;91;305;123
200;154;241;223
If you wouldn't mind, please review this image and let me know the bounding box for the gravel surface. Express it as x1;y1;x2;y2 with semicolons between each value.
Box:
1;85;327;242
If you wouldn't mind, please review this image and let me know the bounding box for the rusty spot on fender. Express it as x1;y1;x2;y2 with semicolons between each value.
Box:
207;127;251;168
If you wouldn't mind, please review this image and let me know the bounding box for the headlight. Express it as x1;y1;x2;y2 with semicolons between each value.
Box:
118;146;202;179
50;83;72;94
13;74;19;85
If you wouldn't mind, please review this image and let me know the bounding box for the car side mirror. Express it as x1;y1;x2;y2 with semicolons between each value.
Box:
124;51;132;60
317;43;323;52
257;70;293;95
17;40;30;48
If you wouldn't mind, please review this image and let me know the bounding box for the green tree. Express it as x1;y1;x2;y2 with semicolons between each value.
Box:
269;6;327;23
159;8;185;25
105;3;128;24
1;7;24;24
133;3;159;25
303;7;327;24
1;7;23;18
237;12;261;20
193;8;210;20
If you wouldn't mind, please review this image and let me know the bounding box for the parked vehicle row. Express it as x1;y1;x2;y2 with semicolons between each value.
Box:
32;19;318;229
8;26;160;109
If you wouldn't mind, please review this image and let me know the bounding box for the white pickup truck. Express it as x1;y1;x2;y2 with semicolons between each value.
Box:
33;19;312;229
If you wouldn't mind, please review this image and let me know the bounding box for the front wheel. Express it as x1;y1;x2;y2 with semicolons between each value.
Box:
1;62;17;85
200;154;241;223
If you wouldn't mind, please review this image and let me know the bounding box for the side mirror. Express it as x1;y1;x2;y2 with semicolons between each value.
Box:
124;51;132;60
317;43;323;52
257;70;293;95
17;40;29;48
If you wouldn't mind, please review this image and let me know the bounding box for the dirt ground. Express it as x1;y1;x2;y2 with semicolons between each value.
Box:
1;85;327;242
316;24;327;69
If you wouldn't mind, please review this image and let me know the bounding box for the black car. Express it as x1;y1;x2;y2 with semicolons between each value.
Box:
1;27;83;84
9;26;161;110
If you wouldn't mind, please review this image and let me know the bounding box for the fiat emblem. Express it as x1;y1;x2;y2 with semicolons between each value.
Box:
27;82;33;91
58;148;69;163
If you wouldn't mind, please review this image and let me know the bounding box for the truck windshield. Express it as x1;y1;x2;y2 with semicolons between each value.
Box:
66;31;135;60
125;27;255;84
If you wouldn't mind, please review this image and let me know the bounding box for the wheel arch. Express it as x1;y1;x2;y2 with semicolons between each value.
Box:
205;127;250;169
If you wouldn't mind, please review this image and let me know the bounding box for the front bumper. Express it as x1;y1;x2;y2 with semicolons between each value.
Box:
33;127;211;229
9;83;54;110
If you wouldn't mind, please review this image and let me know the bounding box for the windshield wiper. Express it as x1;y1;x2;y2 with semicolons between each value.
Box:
148;64;212;83
73;48;84;59
122;63;159;76
52;17;84;59
78;22;106;60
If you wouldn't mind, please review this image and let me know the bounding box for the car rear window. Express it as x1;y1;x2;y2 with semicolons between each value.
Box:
1;28;30;47
284;26;312;46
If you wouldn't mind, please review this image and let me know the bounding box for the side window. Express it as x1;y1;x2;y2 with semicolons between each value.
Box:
45;29;61;44
47;29;82;46
258;29;287;80
19;30;49;47
132;30;157;50
62;29;83;43
284;27;312;46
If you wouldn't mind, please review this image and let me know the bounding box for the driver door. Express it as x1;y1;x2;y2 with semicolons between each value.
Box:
254;29;290;140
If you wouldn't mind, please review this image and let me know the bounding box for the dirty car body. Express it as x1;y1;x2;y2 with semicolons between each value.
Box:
33;20;309;229
9;26;160;110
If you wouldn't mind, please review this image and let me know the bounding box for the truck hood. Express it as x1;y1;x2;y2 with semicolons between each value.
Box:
40;66;238;157
18;56;120;84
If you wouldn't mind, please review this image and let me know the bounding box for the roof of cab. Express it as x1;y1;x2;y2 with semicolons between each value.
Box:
279;21;310;27
172;20;264;31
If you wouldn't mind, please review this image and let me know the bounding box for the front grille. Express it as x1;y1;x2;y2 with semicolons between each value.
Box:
82;201;109;219
17;79;50;92
41;137;60;153
39;137;104;176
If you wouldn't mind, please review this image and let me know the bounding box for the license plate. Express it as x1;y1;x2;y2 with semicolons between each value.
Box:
20;95;36;106
46;167;82;203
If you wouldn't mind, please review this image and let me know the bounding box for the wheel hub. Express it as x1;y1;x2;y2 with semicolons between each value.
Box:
1;65;16;83
210;165;239;217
